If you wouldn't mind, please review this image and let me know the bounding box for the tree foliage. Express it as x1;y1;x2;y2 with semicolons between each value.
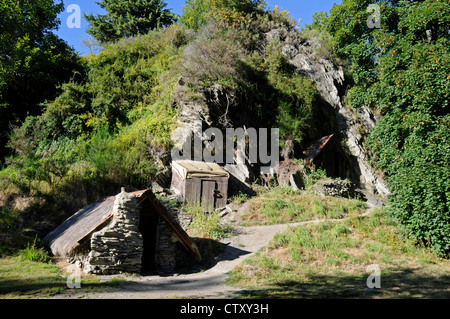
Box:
180;0;265;30
0;0;81;162
85;0;178;43
328;0;450;256
4;29;184;199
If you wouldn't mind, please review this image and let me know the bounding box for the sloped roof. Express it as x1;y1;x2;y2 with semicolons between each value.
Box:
172;160;230;179
45;199;114;257
44;189;200;260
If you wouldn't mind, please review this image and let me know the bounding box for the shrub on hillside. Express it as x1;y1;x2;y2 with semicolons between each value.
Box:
328;0;450;256
180;0;265;30
18;237;50;263
1;31;182;225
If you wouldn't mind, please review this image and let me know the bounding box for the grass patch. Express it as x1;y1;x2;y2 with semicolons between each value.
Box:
228;207;450;298
0;256;128;298
183;204;234;240
241;186;366;225
0;257;66;298
229;192;250;205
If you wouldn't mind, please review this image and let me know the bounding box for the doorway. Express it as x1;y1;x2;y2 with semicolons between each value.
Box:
139;200;159;272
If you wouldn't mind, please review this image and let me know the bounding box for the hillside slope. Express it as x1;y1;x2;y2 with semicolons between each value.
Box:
0;3;388;247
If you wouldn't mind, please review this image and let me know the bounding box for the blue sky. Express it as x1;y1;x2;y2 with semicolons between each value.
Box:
55;0;342;55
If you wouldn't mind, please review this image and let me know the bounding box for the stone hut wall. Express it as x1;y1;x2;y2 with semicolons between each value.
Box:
155;204;193;273
154;216;177;273
84;190;144;275
72;190;193;275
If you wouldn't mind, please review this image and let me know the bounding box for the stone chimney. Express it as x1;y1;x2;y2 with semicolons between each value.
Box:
84;189;144;274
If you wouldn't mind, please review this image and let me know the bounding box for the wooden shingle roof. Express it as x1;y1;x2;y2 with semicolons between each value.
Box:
44;189;200;260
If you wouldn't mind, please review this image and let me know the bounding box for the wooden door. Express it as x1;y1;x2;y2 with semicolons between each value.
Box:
201;180;217;212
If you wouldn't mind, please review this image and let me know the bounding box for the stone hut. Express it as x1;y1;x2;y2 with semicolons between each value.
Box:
45;189;200;275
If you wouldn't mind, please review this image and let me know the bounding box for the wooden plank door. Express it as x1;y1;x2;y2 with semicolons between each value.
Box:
201;180;217;212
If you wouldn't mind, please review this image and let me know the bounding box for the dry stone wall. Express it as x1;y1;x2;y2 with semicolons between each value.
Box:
84;190;143;275
313;178;358;198
154;215;177;273
155;203;194;273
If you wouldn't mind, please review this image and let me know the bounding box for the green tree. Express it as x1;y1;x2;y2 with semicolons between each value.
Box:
0;0;81;162
180;0;209;30
305;11;329;32
85;0;178;43
328;0;450;256
180;0;265;30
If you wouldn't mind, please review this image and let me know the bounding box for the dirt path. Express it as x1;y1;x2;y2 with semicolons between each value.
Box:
55;195;383;299
59;222;307;299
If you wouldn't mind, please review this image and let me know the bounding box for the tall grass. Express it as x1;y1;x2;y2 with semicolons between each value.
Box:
242;186;367;225
228;207;450;298
183;204;233;240
18;237;50;263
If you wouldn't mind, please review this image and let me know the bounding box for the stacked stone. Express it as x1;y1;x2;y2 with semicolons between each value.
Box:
169;206;193;232
84;190;144;275
154;217;177;274
152;204;193;273
315;178;357;198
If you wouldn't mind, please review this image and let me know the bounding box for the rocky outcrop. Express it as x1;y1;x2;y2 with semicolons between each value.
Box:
281;33;389;196
277;161;305;191
170;26;389;196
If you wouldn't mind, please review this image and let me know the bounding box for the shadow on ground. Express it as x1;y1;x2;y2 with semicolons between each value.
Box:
0;276;125;298
143;238;251;276
232;268;450;299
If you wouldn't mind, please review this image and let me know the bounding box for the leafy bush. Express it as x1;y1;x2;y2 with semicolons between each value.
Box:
0;207;19;234
230;192;249;204
268;5;297;30
303;167;328;187
180;0;265;30
180;0;210;30
369;115;450;256
183;204;233;240
183;33;245;86
328;0;450;256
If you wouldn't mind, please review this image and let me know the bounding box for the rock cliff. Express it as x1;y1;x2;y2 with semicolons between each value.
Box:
283;34;389;195
169;27;389;196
